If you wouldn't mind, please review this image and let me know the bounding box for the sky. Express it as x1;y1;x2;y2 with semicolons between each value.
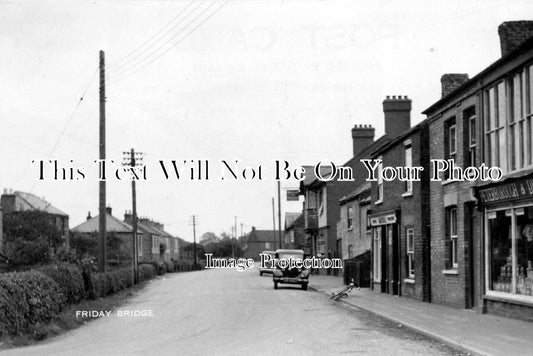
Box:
1;0;533;242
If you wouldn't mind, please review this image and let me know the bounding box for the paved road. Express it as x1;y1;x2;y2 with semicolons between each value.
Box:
3;267;464;355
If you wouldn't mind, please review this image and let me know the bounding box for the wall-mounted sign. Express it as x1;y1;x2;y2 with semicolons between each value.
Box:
477;176;533;204
286;189;300;201
370;213;397;227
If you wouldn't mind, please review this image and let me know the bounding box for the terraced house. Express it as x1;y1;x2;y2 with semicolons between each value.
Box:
422;21;533;320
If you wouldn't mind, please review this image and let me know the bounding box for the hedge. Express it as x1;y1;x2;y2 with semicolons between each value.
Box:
0;270;65;336
37;263;85;304
139;264;156;281
89;267;134;299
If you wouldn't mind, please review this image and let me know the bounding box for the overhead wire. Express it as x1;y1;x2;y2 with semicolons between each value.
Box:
109;0;228;88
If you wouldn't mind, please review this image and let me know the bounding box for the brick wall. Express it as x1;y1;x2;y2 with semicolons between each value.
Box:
428;95;479;309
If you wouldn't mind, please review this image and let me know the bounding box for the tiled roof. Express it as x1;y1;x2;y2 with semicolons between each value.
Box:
72;213;141;234
247;229;277;243
13;191;68;216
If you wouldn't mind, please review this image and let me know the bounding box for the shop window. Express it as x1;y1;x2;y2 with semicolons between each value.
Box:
488;207;533;296
373;227;382;282
406;228;415;278
404;142;413;193
446;207;458;268
347;205;353;229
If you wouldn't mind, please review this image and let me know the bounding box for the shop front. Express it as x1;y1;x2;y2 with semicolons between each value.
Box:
477;174;533;320
370;210;400;295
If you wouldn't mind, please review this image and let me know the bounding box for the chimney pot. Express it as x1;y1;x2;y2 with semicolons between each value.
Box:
87;211;92;220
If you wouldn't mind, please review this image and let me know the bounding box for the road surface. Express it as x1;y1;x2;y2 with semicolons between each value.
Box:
3;267;465;355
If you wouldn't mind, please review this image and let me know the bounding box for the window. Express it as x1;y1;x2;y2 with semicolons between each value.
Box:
347;205;353;229
377;157;383;202
484;66;533;174
404;143;413;193
488;206;533;297
465;108;477;167
152;235;159;254
348;244;353;259
448;207;458;268
366;209;372;232
137;235;143;256
406;228;415;278
265;242;271;249
444;118;457;180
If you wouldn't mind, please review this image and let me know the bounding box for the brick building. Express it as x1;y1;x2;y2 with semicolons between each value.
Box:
422;21;533;319
369;120;431;301
242;227;277;260
284;212;305;250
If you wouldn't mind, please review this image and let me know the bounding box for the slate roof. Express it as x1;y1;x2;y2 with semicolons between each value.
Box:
339;182;371;204
12;191;68;216
72;213;141;234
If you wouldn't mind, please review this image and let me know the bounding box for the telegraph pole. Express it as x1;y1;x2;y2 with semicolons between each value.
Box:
240;222;243;257
98;50;107;273
272;197;276;249
233;216;237;258
189;215;198;269
123;149;143;284
278;181;282;250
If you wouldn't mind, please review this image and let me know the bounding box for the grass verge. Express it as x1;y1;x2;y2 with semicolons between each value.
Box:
0;279;150;350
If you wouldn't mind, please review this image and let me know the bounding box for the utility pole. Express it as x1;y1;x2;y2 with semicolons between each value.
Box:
240;222;243;257
123;149;143;284
98;50;107;273
272;197;276;249
278;181;282;250
233;216;237;258
189;215;198;269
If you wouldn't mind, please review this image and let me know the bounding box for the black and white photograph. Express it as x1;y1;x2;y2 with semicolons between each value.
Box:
1;0;533;355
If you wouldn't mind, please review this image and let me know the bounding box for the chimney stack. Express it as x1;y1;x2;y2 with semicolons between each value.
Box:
383;95;411;137
351;124;375;157
105;206;112;216
87;211;92;221
0;207;3;253
441;74;469;98
498;21;533;57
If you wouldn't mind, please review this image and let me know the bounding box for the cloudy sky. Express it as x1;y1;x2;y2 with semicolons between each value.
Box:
1;0;532;241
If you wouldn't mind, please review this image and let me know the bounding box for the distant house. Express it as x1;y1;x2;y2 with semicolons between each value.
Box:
243;227;278;260
123;212;181;263
1;189;69;248
284;212;305;251
71;207;142;263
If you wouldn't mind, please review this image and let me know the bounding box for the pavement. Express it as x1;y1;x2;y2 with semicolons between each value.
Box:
309;274;533;356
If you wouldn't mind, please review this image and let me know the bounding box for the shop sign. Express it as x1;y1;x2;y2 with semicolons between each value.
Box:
370;213;397;226
286;189;299;201
477;177;533;204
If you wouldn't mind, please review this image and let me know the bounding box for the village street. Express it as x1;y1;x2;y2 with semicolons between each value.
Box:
2;267;464;356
